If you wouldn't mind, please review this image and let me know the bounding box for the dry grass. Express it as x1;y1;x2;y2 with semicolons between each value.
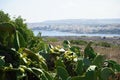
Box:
94;46;120;63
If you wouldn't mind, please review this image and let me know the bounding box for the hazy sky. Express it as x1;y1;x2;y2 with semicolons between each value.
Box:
0;0;120;22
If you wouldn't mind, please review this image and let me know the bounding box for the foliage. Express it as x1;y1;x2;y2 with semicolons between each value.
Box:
45;37;58;42
27;37;47;53
0;10;34;48
1;30;120;80
13;16;34;43
70;40;88;45
84;42;97;60
96;41;111;47
0;10;10;23
0;10;120;80
0;22;15;47
70;39;112;48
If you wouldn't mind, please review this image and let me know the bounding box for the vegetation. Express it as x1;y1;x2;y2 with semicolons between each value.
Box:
0;10;34;48
70;40;88;45
0;10;10;23
95;41;111;47
45;37;58;42
0;10;120;80
70;39;112;48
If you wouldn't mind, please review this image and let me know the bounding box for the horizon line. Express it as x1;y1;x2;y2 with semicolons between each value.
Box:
27;18;120;23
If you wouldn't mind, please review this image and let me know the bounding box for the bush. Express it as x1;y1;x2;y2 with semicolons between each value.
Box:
96;41;111;47
46;37;58;42
70;40;88;45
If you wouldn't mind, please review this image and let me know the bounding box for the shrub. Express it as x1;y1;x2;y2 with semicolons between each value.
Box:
70;40;88;45
97;41;111;47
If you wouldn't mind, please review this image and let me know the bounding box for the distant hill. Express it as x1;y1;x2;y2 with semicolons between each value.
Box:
28;18;120;27
40;19;120;25
27;19;120;34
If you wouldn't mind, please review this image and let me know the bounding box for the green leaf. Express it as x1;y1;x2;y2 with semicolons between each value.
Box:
0;56;5;66
43;70;54;80
70;46;81;56
0;22;15;47
100;67;114;80
92;55;105;67
84;42;96;59
70;76;85;80
85;65;97;80
41;61;48;70
106;60;120;72
55;59;66;68
63;40;70;45
114;64;120;72
0;22;15;34
23;48;45;63
83;58;91;70
18;31;26;47
14;30;20;50
75;60;83;75
57;66;69;80
31;67;43;78
63;40;70;48
21;66;40;79
32;68;53;80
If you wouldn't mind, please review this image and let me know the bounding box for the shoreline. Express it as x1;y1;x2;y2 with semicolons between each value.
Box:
33;30;120;37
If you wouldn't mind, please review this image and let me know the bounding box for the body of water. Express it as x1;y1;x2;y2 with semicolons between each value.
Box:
33;30;120;37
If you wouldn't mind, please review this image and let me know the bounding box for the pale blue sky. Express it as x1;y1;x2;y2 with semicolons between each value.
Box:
0;0;120;22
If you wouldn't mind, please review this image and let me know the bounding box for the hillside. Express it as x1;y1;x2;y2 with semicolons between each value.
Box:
27;19;120;34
